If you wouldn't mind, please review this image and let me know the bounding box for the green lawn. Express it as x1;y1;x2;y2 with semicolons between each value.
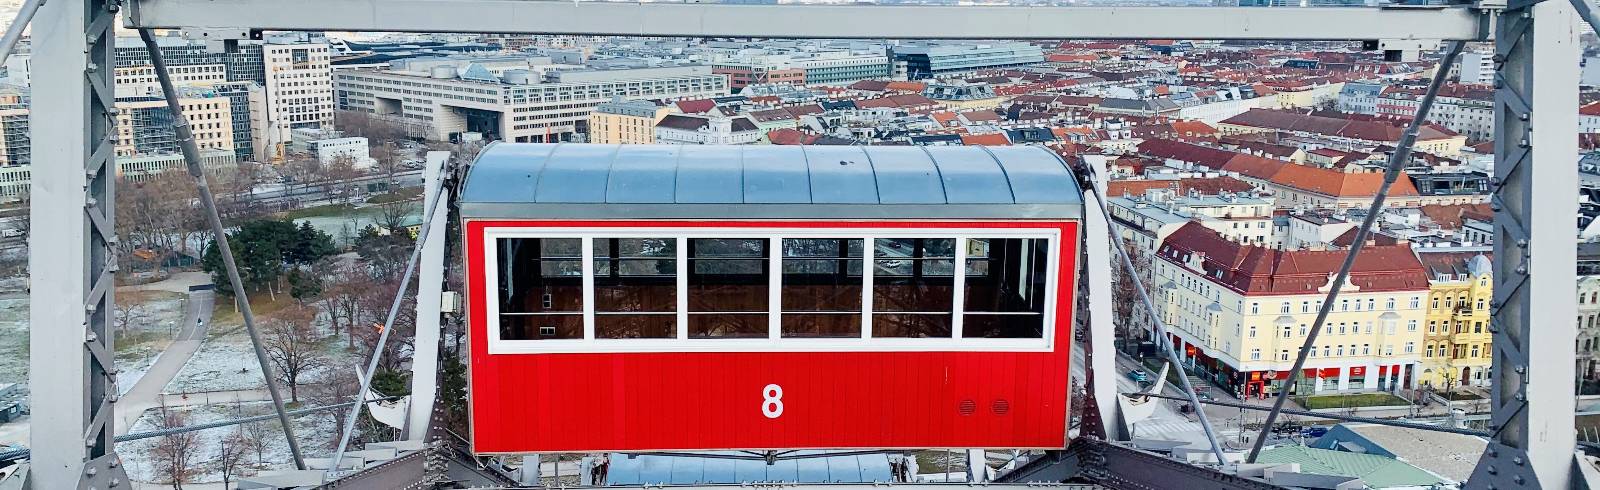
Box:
366;188;422;205
278;202;356;220
1439;391;1484;401
1296;393;1409;410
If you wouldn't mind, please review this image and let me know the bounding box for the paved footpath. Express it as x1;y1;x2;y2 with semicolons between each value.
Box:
115;288;213;435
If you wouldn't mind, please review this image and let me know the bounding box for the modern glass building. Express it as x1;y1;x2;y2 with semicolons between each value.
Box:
888;42;1045;80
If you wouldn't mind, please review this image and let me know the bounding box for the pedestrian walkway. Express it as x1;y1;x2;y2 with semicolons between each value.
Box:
113;288;213;435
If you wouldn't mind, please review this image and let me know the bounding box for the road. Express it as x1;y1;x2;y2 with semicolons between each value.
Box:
114;288;214;435
253;170;423;207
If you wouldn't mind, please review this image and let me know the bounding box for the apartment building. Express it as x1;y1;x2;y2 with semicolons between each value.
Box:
1155;222;1430;398
0;90;27;167
258;43;335;160
1218;108;1466;158
335;61;728;143
655;114;761;145
589;98;668;144
1581;243;1600;380
114;95;235;157
1415;250;1493;389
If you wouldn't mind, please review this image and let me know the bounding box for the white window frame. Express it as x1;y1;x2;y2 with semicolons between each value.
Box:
482;226;1062;354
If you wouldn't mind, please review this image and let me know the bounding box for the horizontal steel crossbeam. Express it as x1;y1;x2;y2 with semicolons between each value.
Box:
126;0;1485;40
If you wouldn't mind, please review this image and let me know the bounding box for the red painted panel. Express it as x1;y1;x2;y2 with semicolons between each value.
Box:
464;219;1080;454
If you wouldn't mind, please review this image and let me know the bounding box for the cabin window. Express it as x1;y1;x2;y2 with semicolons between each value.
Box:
963;238;1049;339
593;238;676;339
687;238;770;338
873;238;955;338
497;238;584;340
781;238;864;338
485;227;1061;352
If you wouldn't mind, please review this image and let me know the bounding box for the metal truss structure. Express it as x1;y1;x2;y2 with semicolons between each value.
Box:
29;0;124;488
20;0;1587;488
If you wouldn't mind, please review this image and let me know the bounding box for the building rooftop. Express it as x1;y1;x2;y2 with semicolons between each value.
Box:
1258;445;1448;489
459;143;1082;219
1159;222;1429;294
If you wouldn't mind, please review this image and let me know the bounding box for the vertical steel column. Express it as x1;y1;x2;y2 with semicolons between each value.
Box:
28;0;125;487
406;150;451;441
1471;1;1580;486
1081;154;1123;441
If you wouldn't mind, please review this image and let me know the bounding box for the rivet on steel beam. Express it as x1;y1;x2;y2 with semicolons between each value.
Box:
1515;365;1525;374
1514;475;1525;485
86;62;98;72
1519;138;1530;148
1515;264;1527;275
1487;465;1497;475
1518;113;1529;121
1516;392;1526;401
85;437;95;447
86;467;97;476
1516;238;1528;248
107;3;120;12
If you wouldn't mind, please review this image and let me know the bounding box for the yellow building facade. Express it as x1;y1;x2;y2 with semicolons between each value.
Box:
1416;252;1493;388
588;98;668;145
1154;223;1430;398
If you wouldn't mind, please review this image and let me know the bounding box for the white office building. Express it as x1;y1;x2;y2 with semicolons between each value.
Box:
335;58;729;143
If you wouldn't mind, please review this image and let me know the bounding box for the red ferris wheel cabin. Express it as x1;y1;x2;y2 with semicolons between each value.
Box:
459;143;1085;454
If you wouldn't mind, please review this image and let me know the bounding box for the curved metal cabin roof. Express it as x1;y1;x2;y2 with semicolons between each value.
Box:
460;143;1083;219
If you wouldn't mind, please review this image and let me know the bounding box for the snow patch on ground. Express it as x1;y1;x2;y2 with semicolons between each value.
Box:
0;296;27;385
120;401;346;487
166;305;363;395
167;338;268;393
116;291;187;395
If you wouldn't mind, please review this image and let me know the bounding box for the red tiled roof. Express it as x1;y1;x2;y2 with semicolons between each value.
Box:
884;81;927;92
962;111;1001;123
767;128;817;145
1170;120;1218;137
1220;109;1457;142
960;133;1012;146
1267;163;1419;198
1137;139;1239;169
784;104;824;117
1220;154;1286;181
1106;176;1255;197
1158;222;1429;295
674;99;716;114
1331;227;1400;247
848;80;890;92
1419;203;1492;230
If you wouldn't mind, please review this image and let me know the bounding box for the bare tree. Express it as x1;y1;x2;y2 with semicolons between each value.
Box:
283;156;325;198
378;199;417;233
241;417;272;465
114;295;150;336
319;263;371;346
150;407;201;489
353;277;416;373
323;155;360;203
1111;238;1153;350
307;366;366;449
263;305;328;402
216;427;254;488
371;142;405;189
